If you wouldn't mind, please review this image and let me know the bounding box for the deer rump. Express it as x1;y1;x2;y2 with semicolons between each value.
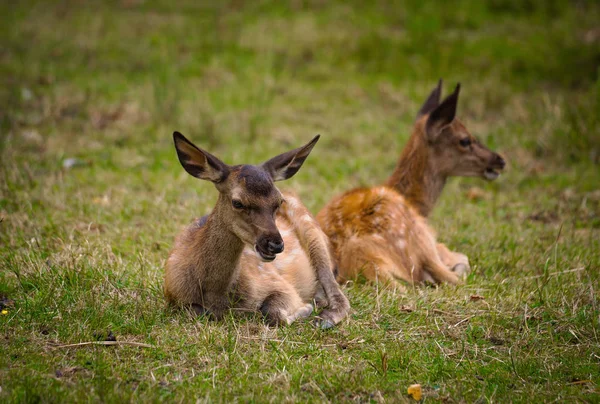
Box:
317;186;461;287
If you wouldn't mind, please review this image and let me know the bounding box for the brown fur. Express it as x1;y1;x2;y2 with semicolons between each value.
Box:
317;81;505;286
165;132;349;327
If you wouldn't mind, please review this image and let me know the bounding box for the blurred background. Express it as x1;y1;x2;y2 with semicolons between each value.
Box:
2;0;598;170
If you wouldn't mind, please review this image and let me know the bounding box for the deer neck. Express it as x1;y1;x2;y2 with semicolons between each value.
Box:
194;200;246;286
385;132;447;218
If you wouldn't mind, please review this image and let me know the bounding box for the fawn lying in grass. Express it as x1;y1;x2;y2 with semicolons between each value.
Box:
165;132;349;327
317;81;506;287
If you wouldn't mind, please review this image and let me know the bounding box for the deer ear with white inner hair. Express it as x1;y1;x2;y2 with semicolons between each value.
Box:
262;135;320;182
173;131;230;183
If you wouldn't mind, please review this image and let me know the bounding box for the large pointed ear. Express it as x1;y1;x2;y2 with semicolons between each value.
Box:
416;79;443;119
425;83;460;141
173;131;229;183
262;135;320;182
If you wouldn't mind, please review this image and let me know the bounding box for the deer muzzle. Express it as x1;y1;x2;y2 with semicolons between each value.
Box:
484;153;506;181
255;235;284;262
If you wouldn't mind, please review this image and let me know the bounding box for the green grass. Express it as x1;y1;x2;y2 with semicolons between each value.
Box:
1;0;599;401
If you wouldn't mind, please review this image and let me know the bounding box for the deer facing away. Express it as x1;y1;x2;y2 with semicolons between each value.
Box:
316;81;506;287
165;132;350;327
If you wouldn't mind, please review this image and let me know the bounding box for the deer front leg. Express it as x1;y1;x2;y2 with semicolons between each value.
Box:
313;284;329;309
297;219;351;329
436;242;470;278
200;291;230;320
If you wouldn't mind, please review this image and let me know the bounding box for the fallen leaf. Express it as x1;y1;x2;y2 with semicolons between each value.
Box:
407;384;422;400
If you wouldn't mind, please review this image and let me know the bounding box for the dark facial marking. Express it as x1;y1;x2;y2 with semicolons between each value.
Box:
238;165;274;197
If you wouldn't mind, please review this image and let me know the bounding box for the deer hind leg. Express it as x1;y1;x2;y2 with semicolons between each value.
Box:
436;242;470;278
416;235;461;285
422;257;460;284
286;197;350;329
338;235;409;291
400;218;461;285
259;287;312;326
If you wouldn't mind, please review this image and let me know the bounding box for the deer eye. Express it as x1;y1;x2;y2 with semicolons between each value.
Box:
459;138;472;147
232;200;245;209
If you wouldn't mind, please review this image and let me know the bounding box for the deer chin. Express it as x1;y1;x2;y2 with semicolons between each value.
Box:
254;245;276;263
483;168;500;181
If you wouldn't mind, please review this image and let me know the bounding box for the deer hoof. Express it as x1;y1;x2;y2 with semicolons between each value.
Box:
451;263;469;278
314;318;335;330
422;271;436;284
284;303;314;325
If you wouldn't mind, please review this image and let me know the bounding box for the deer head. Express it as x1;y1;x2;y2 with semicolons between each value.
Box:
173;131;319;262
417;80;506;180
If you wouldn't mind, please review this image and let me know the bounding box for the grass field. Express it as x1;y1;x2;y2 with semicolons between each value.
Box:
1;0;599;402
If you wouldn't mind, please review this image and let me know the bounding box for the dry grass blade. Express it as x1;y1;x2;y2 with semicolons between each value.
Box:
50;341;155;349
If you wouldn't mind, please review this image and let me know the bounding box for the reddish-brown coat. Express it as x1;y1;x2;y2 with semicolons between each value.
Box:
317;81;505;287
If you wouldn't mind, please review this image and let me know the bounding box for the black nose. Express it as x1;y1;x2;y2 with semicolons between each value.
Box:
267;240;284;254
495;154;506;169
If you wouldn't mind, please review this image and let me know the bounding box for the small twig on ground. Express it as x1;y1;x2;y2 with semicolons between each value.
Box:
450;315;475;328
240;336;337;347
51;341;154;349
509;346;527;383
434;340;450;359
